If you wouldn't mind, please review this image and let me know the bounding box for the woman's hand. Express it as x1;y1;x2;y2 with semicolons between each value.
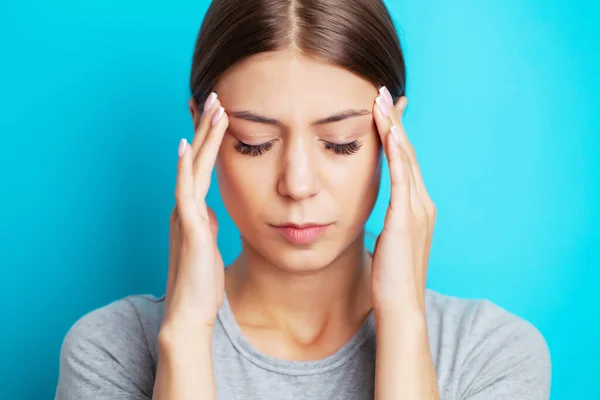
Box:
162;93;229;334
370;86;440;400
371;86;437;316
153;94;228;400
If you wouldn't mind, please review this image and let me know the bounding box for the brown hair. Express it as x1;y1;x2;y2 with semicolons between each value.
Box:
189;0;406;112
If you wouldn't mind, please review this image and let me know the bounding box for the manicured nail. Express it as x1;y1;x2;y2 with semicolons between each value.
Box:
379;86;394;108
376;97;390;117
390;126;401;145
211;106;225;126
203;92;218;114
178;138;187;157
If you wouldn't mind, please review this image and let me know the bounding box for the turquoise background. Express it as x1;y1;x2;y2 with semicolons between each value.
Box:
1;0;598;399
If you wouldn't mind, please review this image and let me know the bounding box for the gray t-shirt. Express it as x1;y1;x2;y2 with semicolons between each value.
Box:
55;289;551;399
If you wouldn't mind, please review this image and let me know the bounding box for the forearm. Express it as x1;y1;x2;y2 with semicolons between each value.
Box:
153;326;216;400
374;307;440;400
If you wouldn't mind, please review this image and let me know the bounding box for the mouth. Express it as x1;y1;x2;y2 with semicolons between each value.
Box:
271;223;333;245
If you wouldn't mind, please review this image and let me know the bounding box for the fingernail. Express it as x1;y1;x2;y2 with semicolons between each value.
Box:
211;106;225;126
203;92;218;114
379;86;394;108
390;126;401;145
178;138;187;157
376;97;390;117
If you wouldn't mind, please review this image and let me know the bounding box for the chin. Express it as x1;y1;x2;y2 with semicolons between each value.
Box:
238;221;363;273
240;234;338;273
268;239;348;274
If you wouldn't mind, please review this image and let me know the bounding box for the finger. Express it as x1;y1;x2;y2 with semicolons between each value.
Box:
375;90;413;171
194;105;229;200
388;95;433;206
373;88;409;167
386;96;436;282
385;128;411;217
373;94;421;213
167;139;194;305
175;138;200;233
190;93;219;161
422;204;437;280
165;207;180;305
383;89;406;136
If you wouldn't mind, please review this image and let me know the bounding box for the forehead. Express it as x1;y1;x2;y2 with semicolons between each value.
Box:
215;49;377;120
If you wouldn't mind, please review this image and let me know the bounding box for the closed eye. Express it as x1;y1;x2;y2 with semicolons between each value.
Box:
322;140;363;155
234;140;275;157
233;139;363;157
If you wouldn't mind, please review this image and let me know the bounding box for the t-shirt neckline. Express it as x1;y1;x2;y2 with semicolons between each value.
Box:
217;292;375;376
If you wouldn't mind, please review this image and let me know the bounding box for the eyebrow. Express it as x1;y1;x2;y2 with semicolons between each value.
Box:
229;109;371;126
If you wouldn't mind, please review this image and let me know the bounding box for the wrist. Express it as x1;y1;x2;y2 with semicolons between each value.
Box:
374;301;427;331
158;321;214;356
373;292;425;319
154;323;217;400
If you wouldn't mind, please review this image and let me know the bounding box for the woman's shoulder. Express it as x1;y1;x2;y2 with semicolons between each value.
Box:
62;294;165;357
55;295;165;399
424;288;546;341
64;294;165;342
424;289;551;398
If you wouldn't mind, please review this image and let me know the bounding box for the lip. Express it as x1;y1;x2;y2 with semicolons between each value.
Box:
272;223;332;245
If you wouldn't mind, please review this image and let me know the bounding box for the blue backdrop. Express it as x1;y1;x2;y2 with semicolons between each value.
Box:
0;1;598;399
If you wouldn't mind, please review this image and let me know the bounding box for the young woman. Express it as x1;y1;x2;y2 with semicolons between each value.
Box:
55;0;551;399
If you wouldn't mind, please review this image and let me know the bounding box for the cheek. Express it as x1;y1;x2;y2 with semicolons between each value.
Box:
334;137;381;189
216;151;251;201
326;137;382;214
216;149;272;218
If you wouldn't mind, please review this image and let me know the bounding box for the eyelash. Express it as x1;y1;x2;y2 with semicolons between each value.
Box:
234;141;274;157
323;140;363;155
234;140;363;157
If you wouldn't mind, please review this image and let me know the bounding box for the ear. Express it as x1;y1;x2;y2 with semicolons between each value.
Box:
394;96;409;118
188;97;201;131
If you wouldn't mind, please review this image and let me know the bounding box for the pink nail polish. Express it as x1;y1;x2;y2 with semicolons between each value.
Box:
203;92;217;114
211;107;224;126
178;138;187;157
379;86;394;108
376;97;390;117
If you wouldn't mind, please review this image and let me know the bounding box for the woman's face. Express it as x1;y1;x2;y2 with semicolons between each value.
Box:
213;49;382;272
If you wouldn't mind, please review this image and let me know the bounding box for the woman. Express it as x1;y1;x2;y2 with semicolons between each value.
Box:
55;0;551;399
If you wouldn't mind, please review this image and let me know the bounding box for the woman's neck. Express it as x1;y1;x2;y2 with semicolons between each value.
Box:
224;232;373;347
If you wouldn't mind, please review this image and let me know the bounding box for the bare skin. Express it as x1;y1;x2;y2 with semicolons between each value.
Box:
215;50;381;361
153;49;439;399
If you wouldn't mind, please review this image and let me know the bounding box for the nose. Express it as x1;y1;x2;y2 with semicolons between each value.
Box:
277;136;320;201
